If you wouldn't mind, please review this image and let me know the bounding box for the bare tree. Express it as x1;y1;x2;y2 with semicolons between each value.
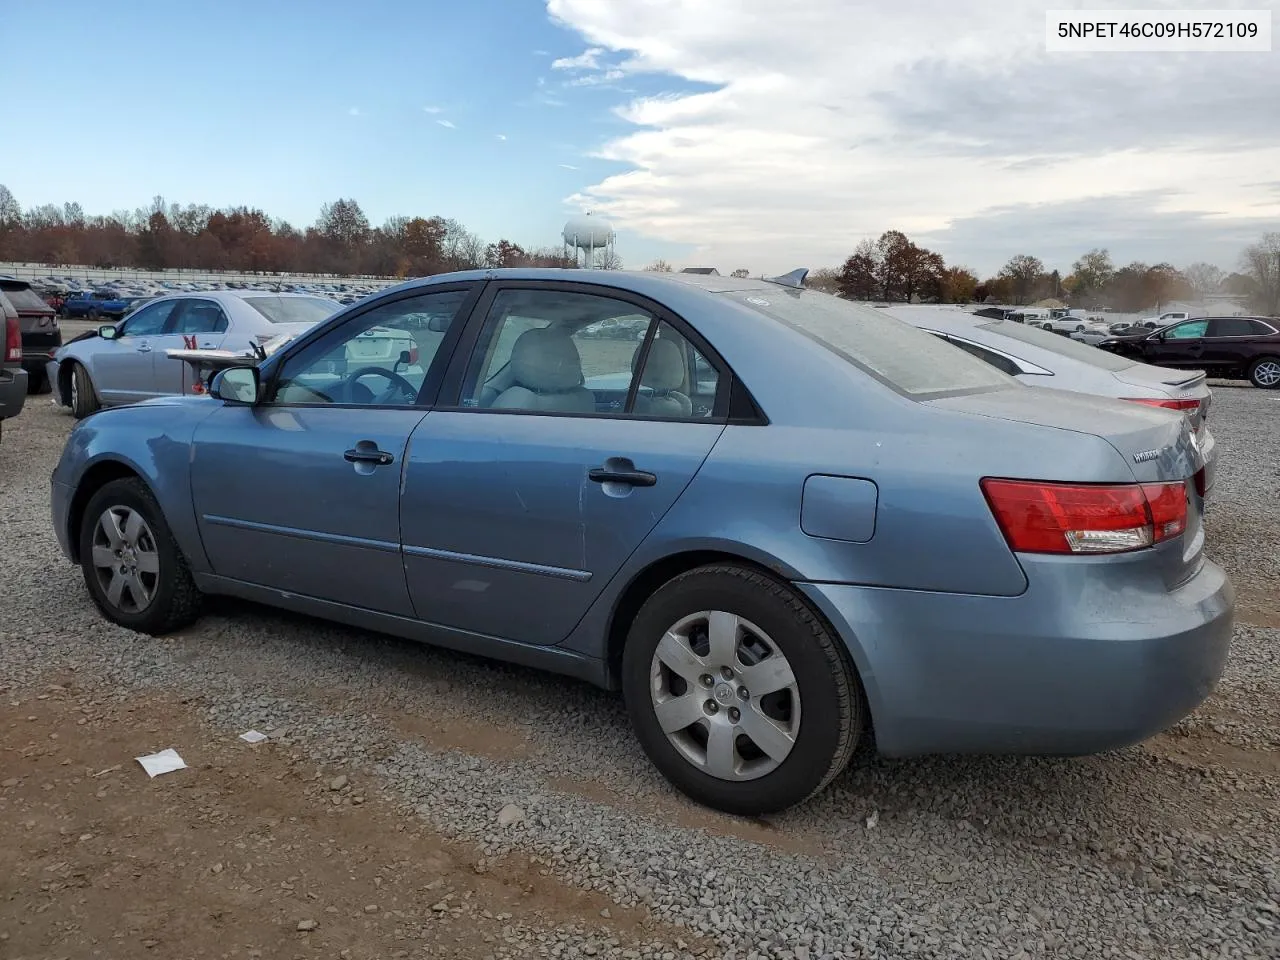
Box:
317;198;370;247
999;254;1045;304
1183;262;1224;299
645;259;673;272
595;249;623;270
730;268;750;278
1240;234;1280;316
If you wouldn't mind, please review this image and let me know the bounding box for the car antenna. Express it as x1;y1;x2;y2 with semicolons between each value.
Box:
762;268;808;289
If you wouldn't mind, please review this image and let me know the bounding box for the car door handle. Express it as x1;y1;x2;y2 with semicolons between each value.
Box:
344;447;395;466
136;342;151;353
589;465;657;487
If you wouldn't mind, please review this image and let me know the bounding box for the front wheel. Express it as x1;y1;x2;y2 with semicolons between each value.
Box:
78;478;203;635
1249;356;1280;390
622;564;865;816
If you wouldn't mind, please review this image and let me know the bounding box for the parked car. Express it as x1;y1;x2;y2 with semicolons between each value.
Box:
0;292;30;443
47;291;340;418
1095;316;1280;389
0;277;62;393
60;290;137;320
889;305;1217;492
49;268;1231;816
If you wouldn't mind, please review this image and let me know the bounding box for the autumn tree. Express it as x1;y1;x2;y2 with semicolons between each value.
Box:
807;267;841;295
484;239;528;268
1241;233;1280;316
997;254;1044;304
939;266;979;303
730;268;750;278
838;239;879;300
317;198;370;247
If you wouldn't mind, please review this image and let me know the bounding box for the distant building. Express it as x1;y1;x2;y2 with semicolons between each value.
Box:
680;267;720;275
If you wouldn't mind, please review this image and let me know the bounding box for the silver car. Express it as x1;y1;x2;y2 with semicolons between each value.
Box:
48;291;340;418
887;305;1217;494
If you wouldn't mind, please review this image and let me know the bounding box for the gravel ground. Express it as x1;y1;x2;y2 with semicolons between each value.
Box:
2;383;1279;960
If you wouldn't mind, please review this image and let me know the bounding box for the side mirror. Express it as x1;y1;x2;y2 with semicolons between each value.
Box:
210;366;260;404
99;325;119;340
427;315;451;333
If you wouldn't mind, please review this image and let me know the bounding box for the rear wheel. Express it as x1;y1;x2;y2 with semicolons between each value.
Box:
1249;356;1280;389
622;563;864;815
69;362;100;418
78;478;203;635
87;308;99;321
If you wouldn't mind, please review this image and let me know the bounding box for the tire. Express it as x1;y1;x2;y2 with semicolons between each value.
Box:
87;308;99;321
78;478;203;635
69;363;100;418
1248;356;1280;390
621;563;865;815
25;370;46;395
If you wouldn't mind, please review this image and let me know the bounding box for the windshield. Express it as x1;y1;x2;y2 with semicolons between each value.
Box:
976;320;1134;371
243;295;340;325
727;289;1011;396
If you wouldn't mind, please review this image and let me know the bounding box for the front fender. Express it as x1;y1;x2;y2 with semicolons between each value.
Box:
54;399;221;574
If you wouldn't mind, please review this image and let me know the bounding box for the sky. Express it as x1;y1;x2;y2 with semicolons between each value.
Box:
3;0;1278;277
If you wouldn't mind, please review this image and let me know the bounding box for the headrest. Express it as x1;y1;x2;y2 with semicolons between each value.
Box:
633;338;685;391
510;327;584;392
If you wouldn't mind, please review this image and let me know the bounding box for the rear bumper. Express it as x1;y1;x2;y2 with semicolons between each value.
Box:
0;367;29;419
799;556;1234;757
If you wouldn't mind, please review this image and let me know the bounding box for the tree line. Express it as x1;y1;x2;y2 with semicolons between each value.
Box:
0;185;592;277
808;229;1280;316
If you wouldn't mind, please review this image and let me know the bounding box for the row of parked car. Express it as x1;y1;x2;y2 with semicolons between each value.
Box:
28;273;386;312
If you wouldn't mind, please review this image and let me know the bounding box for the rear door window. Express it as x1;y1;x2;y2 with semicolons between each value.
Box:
1208;317;1268;337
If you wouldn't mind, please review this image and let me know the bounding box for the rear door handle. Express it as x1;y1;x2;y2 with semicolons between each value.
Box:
344;447;395;466
589;465;657;487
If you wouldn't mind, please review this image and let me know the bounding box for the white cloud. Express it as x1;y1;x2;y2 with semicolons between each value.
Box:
422;105;444;114
436;119;456;129
496;133;508;141
347;107;360;116
559;164;580;170
566;68;625;87
552;47;604;70
547;0;1280;275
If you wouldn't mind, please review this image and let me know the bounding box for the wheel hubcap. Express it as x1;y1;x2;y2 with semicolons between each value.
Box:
70;375;78;407
90;506;160;613
1256;361;1280;387
649;610;801;782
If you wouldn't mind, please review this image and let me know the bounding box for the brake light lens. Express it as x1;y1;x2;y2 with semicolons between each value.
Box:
1122;397;1200;414
407;345;420;366
4;316;19;363
981;478;1187;554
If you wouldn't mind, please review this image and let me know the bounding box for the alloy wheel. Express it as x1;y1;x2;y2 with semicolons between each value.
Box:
649;610;801;781
1255;360;1280;388
90;505;160;613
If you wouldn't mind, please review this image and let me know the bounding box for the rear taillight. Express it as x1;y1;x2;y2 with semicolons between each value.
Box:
981;478;1187;555
1122;397;1200;414
407;346;420;366
4;317;19;363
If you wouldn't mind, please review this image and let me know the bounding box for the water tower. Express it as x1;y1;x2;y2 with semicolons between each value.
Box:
562;213;616;269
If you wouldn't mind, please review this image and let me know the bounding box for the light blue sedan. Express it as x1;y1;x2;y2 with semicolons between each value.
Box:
49;269;1233;814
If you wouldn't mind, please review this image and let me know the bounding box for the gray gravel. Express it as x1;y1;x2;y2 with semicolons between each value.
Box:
2;384;1279;960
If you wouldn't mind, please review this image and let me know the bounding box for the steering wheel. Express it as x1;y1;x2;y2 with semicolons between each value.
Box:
339;367;419;405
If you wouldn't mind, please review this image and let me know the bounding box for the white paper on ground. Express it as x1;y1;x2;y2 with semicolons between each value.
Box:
135;748;187;778
239;730;268;744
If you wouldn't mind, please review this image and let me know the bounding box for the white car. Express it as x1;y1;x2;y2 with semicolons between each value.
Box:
48;291;340;418
885;304;1217;493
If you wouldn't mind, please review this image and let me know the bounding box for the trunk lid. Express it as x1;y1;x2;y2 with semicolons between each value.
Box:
1109;363;1211;433
929;386;1206;586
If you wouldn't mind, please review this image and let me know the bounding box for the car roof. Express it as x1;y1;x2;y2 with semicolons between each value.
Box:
142;290;341;304
379;267;774;298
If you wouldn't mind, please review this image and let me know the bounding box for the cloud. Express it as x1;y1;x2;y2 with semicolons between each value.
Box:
547;0;1280;275
552;47;603;70
565;68;625;87
436;119;456;129
559;164;580;170
533;49;551;56
496;133;508;141
347;107;360;116
421;105;444;114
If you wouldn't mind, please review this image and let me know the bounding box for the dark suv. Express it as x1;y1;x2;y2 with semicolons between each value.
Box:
0;291;30;443
0;278;62;393
1096;315;1280;389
